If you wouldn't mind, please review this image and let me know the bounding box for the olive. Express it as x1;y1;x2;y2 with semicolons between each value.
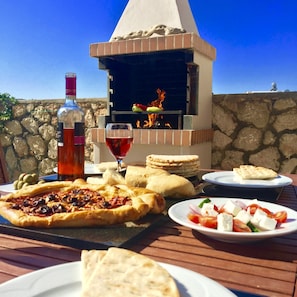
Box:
18;173;26;181
13;180;19;190
23;174;34;184
17;181;24;189
31;173;38;183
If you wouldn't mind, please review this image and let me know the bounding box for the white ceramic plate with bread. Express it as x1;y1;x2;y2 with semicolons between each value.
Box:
0;261;236;297
202;171;292;188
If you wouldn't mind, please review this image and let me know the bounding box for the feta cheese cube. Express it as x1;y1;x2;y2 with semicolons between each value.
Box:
235;209;251;224
217;213;233;231
258;216;277;231
223;200;242;216
250;208;268;226
250;208;277;231
201;203;218;217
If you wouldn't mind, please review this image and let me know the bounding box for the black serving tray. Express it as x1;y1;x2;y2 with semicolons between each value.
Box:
0;174;178;250
0;211;169;250
202;184;283;201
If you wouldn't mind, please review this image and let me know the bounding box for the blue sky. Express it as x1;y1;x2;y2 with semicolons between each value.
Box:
0;0;296;99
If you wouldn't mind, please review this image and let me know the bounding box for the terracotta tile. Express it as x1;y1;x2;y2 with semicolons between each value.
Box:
149;130;157;144
164;130;173;145
119;40;127;54
133;39;142;53
174;34;183;49
173;130;182;146
181;130;191;146
89;44;97;57
149;38;158;52
140;129;149;145
165;35;174;50
142;39;150;52
133;130;141;144
96;43;105;56
111;42;119;55
183;33;192;49
157;130;165;144
157;37;165;51
104;43;112;56
126;40;134;54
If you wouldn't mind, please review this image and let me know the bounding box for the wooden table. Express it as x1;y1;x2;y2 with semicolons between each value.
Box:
0;174;297;297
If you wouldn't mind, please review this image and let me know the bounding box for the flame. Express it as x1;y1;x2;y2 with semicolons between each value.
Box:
148;88;166;109
136;88;171;128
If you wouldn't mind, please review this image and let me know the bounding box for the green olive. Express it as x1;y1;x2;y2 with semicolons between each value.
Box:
18;173;26;181
23;182;30;188
17;181;24;189
31;173;39;183
23;174;34;184
13;180;19;190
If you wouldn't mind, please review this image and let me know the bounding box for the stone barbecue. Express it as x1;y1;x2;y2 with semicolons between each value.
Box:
89;0;216;167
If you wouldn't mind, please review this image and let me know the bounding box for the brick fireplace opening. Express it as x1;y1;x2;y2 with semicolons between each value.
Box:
90;0;216;167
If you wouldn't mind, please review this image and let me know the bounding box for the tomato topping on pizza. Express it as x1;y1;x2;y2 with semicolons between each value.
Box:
9;188;132;217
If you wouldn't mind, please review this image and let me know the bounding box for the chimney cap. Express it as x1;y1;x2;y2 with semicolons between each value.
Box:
110;0;199;41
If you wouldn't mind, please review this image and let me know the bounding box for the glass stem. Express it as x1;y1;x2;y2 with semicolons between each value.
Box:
117;159;122;172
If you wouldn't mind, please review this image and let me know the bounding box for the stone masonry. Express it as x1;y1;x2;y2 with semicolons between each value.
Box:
0;98;107;181
212;92;297;174
0;92;297;182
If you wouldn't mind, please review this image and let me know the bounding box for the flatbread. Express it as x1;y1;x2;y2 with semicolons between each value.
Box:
146;174;196;198
233;165;278;180
146;154;200;177
81;248;180;297
0;179;165;228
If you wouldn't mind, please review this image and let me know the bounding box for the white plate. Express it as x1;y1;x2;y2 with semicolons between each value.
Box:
168;198;297;243
0;261;235;297
53;163;103;175
53;163;126;175
202;171;292;188
0;183;15;193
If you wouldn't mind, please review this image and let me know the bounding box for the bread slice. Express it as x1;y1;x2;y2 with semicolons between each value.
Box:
81;248;180;297
233;165;278;180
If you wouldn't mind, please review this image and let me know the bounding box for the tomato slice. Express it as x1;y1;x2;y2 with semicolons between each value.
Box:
187;213;200;224
233;219;252;232
271;211;287;224
248;204;271;216
199;216;217;229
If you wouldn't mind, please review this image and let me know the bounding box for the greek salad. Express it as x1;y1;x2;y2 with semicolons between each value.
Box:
188;198;288;232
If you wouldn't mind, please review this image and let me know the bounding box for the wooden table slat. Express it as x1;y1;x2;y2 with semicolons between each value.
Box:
0;177;297;297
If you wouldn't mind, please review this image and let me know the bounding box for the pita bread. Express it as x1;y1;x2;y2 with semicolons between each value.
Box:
81;248;180;297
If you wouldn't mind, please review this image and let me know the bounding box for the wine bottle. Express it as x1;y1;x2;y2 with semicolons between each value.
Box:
57;73;85;181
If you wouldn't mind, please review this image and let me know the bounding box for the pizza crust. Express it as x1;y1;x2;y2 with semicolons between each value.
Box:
0;179;165;228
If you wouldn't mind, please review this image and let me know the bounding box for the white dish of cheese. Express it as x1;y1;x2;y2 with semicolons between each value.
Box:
168;197;297;243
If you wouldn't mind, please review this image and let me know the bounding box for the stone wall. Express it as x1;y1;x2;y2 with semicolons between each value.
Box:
1;92;297;182
0;98;107;181
212;92;297;174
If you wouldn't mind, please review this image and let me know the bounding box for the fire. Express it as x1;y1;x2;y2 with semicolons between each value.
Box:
135;88;172;128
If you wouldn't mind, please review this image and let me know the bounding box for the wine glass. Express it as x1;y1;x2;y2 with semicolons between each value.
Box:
105;123;133;172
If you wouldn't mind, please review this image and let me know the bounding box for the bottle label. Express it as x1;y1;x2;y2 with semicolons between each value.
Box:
74;122;85;145
57;122;84;146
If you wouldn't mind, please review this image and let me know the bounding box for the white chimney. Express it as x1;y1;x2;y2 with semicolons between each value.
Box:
110;0;199;41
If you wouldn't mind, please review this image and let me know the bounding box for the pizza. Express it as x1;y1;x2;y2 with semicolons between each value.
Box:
0;179;165;228
81;247;180;297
